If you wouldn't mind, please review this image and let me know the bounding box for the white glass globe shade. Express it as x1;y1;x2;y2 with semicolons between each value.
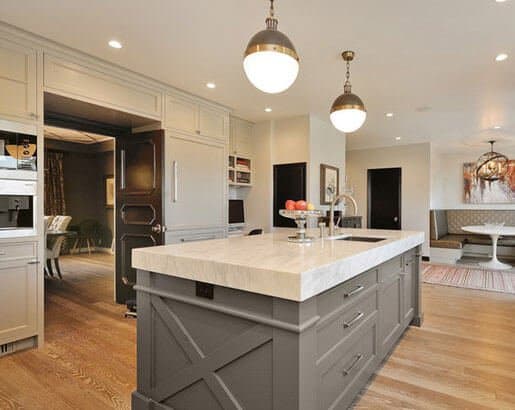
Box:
330;108;367;133
243;51;299;94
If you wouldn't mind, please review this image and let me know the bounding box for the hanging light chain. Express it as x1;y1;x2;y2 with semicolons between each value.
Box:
344;59;352;94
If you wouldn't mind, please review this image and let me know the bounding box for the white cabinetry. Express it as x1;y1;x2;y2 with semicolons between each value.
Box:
0;37;37;121
0;241;38;345
165;95;229;142
43;54;162;119
164;132;227;235
229;116;253;156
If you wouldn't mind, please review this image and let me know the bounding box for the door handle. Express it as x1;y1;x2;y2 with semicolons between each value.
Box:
172;160;178;203
120;149;126;189
393;216;399;223
151;224;163;233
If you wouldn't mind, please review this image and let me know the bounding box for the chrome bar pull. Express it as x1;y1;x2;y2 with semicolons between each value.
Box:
343;312;364;328
342;354;363;376
344;285;364;298
120;149;126;189
172;160;178;203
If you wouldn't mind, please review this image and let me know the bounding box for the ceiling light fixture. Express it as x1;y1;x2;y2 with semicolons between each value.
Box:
493;125;502;129
330;51;367;133
495;53;508;62
108;40;122;49
243;0;299;94
386;113;394;118
395;137;402;141
476;140;509;181
264;107;273;112
206;82;216;89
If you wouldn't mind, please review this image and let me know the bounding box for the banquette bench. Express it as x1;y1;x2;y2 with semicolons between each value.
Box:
429;209;515;264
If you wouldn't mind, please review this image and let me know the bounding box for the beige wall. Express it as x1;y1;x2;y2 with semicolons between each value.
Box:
245;115;346;231
346;143;431;256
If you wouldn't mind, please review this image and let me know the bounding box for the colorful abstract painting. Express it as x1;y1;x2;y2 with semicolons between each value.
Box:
463;161;515;203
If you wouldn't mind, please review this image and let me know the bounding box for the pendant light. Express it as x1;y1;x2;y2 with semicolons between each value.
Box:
243;0;299;94
330;51;367;133
476;140;509;181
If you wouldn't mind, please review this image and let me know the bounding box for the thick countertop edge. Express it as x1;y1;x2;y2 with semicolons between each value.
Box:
300;233;424;301
132;230;424;302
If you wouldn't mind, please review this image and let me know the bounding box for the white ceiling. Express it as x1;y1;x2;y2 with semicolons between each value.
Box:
1;0;515;151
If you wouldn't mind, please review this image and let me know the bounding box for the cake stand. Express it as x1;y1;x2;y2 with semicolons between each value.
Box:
279;209;322;243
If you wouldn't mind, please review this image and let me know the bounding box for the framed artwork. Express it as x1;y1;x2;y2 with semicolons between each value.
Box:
105;175;114;208
463;161;515;204
320;164;340;205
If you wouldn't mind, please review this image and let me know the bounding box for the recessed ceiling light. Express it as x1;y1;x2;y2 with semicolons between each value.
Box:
108;40;122;49
495;53;508;62
264;107;272;113
395;137;401;141
495;0;507;3
385;112;394;118
206;82;216;89
493;125;502;129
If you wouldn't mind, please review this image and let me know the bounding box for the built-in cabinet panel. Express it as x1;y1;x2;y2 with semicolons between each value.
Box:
0;242;38;345
165;132;227;232
165;227;226;244
165;94;229;142
229;116;253;156
43;54;162;119
0;37;37;121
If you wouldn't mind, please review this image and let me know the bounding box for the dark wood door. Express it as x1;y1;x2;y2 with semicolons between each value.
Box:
115;130;164;304
273;162;307;227
367;167;401;230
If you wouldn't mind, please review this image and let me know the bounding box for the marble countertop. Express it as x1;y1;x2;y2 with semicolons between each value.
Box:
132;228;424;301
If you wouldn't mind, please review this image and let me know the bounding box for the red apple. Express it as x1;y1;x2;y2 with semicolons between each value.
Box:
295;200;307;211
285;200;296;210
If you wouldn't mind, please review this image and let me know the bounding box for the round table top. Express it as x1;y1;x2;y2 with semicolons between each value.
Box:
462;225;515;236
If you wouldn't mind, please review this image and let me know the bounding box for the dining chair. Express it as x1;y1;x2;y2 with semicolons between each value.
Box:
46;215;72;279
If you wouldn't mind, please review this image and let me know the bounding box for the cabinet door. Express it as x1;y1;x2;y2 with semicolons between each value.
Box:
234;120;252;156
166;134;226;230
0;38;37;121
401;259;416;327
199;106;228;141
165;96;199;134
378;273;402;359
0;260;38;344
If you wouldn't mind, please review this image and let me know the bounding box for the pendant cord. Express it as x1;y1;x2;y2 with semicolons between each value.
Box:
270;0;275;18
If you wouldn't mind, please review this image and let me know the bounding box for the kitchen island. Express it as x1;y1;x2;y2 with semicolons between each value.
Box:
131;228;424;410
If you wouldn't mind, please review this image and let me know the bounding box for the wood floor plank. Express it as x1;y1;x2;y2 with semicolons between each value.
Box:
0;256;514;409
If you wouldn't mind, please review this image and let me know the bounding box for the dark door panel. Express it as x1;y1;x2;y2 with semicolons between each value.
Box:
367;168;401;230
273;163;307;227
116;130;164;304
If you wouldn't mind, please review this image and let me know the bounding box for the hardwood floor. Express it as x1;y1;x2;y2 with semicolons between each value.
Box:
0;256;514;409
0;253;136;410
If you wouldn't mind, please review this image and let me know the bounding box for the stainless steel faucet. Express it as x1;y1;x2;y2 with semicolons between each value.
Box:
328;193;358;237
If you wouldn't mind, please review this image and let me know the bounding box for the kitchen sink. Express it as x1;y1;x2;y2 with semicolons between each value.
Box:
337;236;386;243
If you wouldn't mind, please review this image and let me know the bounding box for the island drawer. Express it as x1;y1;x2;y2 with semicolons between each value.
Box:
317;268;378;318
316;289;377;359
0;242;37;261
317;316;378;410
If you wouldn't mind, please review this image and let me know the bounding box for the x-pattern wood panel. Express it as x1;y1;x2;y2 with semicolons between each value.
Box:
150;295;273;408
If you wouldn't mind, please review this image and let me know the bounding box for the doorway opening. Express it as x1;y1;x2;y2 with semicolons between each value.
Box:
273;162;307;228
367;167;402;230
43;92;163;311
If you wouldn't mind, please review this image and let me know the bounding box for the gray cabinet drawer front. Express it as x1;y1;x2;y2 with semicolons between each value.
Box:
317;290;377;359
378;255;402;282
0;242;37;261
317;268;378;318
318;318;377;410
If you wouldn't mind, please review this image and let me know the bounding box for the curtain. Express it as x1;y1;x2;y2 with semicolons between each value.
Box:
45;151;66;215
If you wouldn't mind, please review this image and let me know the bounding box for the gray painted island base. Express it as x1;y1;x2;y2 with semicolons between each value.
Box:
132;246;422;410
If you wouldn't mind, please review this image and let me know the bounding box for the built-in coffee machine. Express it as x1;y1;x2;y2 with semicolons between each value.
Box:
0;129;37;172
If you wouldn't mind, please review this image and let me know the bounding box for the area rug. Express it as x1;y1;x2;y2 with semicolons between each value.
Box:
422;263;515;295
